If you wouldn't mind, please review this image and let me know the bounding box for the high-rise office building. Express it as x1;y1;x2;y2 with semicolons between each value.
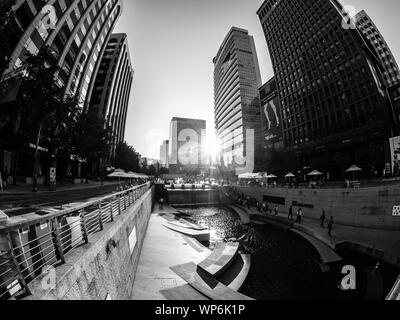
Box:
169;117;206;174
213;27;262;170
257;0;399;179
355;10;400;89
1;0;123;103
88;33;134;161
160;140;170;168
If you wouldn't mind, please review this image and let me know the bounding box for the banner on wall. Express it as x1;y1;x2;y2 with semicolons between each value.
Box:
389;136;400;175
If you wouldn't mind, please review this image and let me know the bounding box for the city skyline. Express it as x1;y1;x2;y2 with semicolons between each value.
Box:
114;0;400;160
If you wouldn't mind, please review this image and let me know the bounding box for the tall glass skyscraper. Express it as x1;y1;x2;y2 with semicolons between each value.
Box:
1;0;123;103
213;27;262;169
257;0;399;179
88;33;134;161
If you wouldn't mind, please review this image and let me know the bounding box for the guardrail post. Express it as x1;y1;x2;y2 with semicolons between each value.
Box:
52;217;66;264
118;194;121;215
6;233;31;296
109;198;114;222
80;210;89;244
98;202;104;231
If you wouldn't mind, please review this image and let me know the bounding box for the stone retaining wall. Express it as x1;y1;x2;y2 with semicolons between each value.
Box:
233;185;400;230
25;187;154;300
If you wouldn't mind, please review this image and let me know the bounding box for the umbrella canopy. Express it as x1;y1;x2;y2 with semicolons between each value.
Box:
345;165;363;173
307;170;323;176
108;171;127;178
266;174;278;179
285;172;296;178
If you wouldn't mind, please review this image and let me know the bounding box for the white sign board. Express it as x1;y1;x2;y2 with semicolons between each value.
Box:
128;226;137;254
393;206;400;217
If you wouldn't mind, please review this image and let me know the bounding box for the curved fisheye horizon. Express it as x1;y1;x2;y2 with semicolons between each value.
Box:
0;0;400;305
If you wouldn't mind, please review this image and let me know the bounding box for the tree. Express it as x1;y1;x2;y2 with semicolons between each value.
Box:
72;109;113;180
18;46;69;191
0;0;16;74
114;142;141;172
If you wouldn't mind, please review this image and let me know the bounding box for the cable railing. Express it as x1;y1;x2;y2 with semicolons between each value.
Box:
0;182;152;300
387;274;400;300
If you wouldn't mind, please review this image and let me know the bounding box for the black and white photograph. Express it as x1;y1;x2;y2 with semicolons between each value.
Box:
0;0;399;310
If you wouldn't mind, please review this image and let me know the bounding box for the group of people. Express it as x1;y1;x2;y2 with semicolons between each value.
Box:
287;206;304;224
0;166;9;191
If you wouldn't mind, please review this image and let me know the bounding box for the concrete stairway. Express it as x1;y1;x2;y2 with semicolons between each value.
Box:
198;242;239;277
169;262;254;300
162;242;253;300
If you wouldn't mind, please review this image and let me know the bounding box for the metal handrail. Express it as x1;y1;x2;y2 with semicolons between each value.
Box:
0;182;152;300
387;274;400;300
0;183;150;232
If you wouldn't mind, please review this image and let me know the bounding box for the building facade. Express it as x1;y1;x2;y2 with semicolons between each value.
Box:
88;33;134;162
0;0;123;182
159;140;170;168
168;117;206;175
257;0;398;179
1;0;123;103
355;10;400;89
213;27;262;171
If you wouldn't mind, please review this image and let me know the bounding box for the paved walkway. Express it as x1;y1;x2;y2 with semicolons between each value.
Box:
0;181;120;195
131;206;211;300
242;206;400;267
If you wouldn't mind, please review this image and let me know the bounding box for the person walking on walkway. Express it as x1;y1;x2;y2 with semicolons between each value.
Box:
320;210;326;228
274;205;279;216
328;216;334;237
159;197;165;210
3;167;8;189
0;171;3;192
296;208;303;224
288;206;293;220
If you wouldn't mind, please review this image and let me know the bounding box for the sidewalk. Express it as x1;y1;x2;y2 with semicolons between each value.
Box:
240;205;400;267
0;180;120;195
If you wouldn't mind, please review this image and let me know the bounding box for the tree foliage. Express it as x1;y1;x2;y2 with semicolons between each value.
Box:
0;0;16;74
115;142;141;172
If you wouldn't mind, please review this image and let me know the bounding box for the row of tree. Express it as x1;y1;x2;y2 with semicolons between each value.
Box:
0;46;113;189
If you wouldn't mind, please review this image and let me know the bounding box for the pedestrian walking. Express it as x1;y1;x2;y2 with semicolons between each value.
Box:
296;208;303;224
320;210;326;228
246;196;251;209
288;205;293;220
328;216;334;237
0;171;3;192
274;205;279;216
3;166;8;189
159;197;165;210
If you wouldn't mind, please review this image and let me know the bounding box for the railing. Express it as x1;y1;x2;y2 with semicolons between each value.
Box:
387;274;400;300
0;182;152;300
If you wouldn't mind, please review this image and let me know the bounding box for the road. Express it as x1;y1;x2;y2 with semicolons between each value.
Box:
0;184;119;217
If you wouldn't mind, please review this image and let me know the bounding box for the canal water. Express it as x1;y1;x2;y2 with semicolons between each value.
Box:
176;206;398;300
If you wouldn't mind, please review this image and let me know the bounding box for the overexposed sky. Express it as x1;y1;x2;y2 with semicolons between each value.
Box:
114;0;400;159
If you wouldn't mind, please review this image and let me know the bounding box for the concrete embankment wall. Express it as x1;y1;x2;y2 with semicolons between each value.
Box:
234;185;400;230
27;187;154;300
167;189;220;205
